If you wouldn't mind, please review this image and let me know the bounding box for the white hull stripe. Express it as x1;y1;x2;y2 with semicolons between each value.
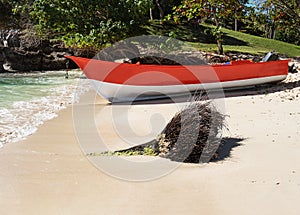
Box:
90;75;287;102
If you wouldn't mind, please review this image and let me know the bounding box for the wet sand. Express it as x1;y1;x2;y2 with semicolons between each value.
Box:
0;72;300;214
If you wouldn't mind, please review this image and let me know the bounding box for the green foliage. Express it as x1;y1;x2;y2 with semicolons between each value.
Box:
13;0;153;48
194;25;300;57
171;0;244;24
170;0;245;54
2;0;300;49
266;0;300;45
0;0;22;29
205;25;223;41
145;21;300;57
60;19;130;48
239;0;300;45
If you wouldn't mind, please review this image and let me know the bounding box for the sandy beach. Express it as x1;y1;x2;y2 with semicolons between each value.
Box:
0;71;300;214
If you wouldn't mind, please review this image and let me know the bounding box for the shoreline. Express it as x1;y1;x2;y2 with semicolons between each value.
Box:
0;73;300;214
0;69;87;147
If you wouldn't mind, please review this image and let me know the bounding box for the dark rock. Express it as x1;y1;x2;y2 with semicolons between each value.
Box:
1;46;77;71
6;30;20;48
43;46;52;55
0;64;5;72
253;56;262;62
0;59;6;72
0;29;87;71
0;47;7;72
72;48;98;59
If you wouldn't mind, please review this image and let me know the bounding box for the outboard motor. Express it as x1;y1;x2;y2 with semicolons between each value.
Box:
262;51;279;62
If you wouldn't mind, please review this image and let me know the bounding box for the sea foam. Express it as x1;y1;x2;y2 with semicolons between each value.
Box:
0;71;90;147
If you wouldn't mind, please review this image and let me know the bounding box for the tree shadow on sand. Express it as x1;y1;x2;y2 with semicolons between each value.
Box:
211;137;244;162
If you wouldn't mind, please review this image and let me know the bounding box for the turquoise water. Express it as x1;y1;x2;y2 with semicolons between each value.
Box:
0;70;86;147
0;72;73;107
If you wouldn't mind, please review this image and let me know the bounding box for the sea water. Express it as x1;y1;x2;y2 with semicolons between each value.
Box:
0;70;88;147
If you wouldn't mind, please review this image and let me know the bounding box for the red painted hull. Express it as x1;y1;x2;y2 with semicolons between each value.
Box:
66;56;288;101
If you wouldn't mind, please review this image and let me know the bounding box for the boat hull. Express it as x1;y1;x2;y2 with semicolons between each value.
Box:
89;75;286;102
66;56;288;102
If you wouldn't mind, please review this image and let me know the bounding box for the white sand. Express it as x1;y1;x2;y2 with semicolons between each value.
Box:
0;72;300;214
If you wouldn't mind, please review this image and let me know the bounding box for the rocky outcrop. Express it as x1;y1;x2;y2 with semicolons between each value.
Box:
5;49;68;71
0;29;99;72
0;42;101;72
1;40;76;71
0;48;7;72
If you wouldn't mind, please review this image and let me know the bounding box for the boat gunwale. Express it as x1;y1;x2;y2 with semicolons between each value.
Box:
65;55;290;69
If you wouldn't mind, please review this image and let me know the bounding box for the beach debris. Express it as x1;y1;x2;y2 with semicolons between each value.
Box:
97;93;226;163
288;64;298;73
154;95;225;163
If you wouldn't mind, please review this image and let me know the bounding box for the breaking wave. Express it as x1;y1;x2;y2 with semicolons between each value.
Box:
0;70;90;147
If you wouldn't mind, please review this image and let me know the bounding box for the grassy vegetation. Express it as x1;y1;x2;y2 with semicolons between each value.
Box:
143;21;300;57
87;146;157;157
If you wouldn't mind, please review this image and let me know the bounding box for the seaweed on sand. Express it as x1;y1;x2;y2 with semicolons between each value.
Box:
98;93;226;163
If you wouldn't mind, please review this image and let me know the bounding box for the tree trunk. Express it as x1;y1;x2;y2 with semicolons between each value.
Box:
234;11;238;31
149;8;153;20
272;20;277;39
156;0;164;20
217;39;224;55
273;27;277;39
212;7;223;55
234;18;238;31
